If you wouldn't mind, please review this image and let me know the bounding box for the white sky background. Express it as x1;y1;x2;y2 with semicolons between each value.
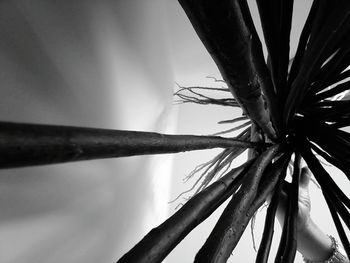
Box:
0;1;349;263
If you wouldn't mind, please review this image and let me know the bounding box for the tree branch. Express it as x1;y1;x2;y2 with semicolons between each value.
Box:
0;121;264;168
255;159;288;263
178;0;278;140
117;161;253;263
194;144;282;263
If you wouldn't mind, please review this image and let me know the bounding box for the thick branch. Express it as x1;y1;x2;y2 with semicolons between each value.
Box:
0;122;261;169
256;0;293;100
255;162;288;263
194;144;282;263
117;161;253;263
178;0;278;140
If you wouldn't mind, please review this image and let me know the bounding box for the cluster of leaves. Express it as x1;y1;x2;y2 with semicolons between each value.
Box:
119;0;350;262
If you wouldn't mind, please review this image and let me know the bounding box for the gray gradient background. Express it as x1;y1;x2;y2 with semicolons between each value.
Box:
0;1;348;263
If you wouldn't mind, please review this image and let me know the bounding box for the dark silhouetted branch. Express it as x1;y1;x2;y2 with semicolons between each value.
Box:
275;153;300;263
178;0;279;140
0;122;263;169
194;144;282;263
117;161;253;263
255;159;289;263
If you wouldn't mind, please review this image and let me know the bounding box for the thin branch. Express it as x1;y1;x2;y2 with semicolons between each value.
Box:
309;141;350;181
284;2;350;127
0;121;264;168
256;0;294;100
174;86;239;107
218;116;248;124
312;81;350;102
287;0;320;87
212;121;251;136
170;149;233;203
175;85;230;93
299;138;350;210
255;162;288;263
206;76;227;84
172;132;251;203
192;146;248;194
277;153;300;263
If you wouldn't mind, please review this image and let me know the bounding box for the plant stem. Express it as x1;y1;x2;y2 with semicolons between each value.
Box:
178;0;278;140
277;153;300;263
117;161;253;263
255;160;288;263
194;144;281;263
0;121;262;168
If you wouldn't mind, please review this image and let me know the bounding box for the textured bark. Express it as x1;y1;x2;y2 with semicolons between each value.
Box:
194;144;281;263
0;122;262;168
249;152;292;213
178;0;278;140
252;152;290;263
248;123;263;159
117;161;253;263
